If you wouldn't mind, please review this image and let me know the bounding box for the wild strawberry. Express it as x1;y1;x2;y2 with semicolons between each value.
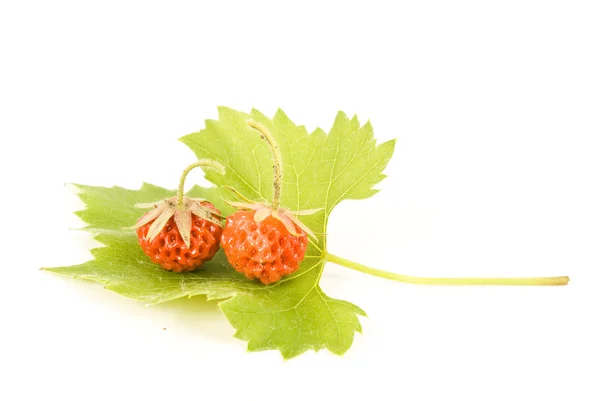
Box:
221;122;320;284
133;160;225;273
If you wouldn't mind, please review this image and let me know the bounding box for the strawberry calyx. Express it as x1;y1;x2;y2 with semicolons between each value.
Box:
131;159;226;248
225;200;321;239
133;196;222;248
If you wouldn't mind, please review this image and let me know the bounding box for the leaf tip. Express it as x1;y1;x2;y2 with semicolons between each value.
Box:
334;110;349;122
177;133;194;145
381;138;397;153
65;183;82;194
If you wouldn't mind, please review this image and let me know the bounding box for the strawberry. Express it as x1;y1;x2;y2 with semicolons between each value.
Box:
133;160;226;272
135;199;222;272
221;210;309;284
221;122;320;284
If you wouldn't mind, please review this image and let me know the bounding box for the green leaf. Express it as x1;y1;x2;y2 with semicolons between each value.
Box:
46;107;395;359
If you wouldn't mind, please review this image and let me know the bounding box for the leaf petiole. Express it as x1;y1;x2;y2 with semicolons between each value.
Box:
325;253;570;286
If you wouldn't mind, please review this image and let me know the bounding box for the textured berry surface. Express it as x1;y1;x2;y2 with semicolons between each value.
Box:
136;203;222;272
221;211;308;284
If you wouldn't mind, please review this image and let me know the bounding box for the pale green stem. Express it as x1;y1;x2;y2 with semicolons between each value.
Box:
177;160;226;209
325;253;570;286
248;121;283;209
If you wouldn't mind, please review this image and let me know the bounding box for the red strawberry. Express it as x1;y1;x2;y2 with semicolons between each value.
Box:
220;121;320;284
133;159;226;272
221;210;308;284
136;200;222;272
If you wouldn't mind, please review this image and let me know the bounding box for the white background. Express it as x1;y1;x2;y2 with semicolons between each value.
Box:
1;1;599;400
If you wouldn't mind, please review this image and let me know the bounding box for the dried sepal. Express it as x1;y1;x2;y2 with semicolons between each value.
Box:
288;208;323;216
146;208;175;242
254;207;271;223
174;210;192;248
186;197;207;204
222;185;257;204
190;204;222;226
278;214;301;237
225;201;263;210
286;213;318;240
133;205;164;228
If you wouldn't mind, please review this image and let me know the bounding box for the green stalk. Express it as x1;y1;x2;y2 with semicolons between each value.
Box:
247;121;283;209
325;253;570;286
177;159;225;209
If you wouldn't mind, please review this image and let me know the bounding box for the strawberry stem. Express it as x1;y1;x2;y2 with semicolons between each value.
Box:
248;121;283;210
177;159;226;209
325;253;570;286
